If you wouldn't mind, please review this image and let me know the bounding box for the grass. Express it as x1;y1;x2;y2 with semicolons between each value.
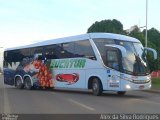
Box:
152;78;160;89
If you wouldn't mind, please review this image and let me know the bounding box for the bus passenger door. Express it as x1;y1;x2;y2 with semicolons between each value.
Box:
106;48;121;91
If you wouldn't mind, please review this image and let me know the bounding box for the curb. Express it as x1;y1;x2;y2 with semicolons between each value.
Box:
143;88;160;94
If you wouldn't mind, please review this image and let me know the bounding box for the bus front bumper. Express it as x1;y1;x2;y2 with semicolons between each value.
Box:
121;80;151;91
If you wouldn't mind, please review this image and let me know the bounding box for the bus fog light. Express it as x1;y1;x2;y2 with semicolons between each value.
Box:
126;85;131;89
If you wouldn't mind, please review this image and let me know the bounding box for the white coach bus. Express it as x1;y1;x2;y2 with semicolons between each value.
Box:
3;33;157;96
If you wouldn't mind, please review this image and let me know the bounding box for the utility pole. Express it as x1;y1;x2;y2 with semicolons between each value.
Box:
145;0;148;47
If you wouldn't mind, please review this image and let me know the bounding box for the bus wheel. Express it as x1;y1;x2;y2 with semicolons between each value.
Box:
92;78;103;96
24;77;32;90
15;77;23;89
117;91;126;95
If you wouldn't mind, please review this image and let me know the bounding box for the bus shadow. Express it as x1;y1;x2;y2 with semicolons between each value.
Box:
102;92;146;99
4;85;147;99
39;88;147;99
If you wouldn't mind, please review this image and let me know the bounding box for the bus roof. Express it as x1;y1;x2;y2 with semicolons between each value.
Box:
5;33;140;51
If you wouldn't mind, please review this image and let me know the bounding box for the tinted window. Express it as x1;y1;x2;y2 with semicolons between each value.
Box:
44;45;59;59
30;47;44;60
4;50;27;68
46;40;96;60
5;40;96;62
74;40;96;60
61;42;75;58
5;50;24;62
20;48;30;58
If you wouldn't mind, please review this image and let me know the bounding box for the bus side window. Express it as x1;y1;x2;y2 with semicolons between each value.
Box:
61;42;75;58
31;47;44;60
74;40;97;60
44;45;58;59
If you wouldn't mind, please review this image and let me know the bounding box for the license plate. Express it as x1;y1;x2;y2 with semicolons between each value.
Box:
139;85;144;89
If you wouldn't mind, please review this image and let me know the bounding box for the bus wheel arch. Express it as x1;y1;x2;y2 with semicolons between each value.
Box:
23;76;33;90
15;76;24;89
88;76;103;96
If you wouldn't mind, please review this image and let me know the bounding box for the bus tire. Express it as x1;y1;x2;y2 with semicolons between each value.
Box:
15;77;23;89
117;91;126;95
92;78;103;96
24;77;32;90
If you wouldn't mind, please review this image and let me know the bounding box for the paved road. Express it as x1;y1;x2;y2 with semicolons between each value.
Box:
0;75;160;114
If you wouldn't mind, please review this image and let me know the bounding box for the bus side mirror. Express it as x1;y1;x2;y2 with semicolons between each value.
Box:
144;47;157;60
105;44;127;58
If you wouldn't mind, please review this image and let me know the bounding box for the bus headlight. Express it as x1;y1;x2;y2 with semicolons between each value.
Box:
126;84;131;89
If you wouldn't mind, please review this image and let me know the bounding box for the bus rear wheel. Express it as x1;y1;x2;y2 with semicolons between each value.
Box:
24;77;32;90
92;78;103;96
15;77;23;89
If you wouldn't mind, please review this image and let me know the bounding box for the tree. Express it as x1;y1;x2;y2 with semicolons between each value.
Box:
143;28;160;71
87;19;125;34
143;28;160;56
144;28;160;48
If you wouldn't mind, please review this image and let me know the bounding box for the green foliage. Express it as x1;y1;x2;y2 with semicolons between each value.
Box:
152;78;160;88
146;52;159;72
87;19;160;71
144;28;160;48
87;19;124;34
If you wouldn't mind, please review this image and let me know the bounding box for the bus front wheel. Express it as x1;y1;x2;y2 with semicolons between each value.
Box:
92;78;103;96
24;77;32;90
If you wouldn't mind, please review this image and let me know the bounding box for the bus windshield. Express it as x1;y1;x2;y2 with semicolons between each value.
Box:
93;38;149;75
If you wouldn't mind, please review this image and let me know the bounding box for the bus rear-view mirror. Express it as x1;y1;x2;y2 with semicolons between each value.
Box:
144;47;157;60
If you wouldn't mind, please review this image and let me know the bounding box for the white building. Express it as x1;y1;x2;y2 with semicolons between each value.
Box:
125;25;141;34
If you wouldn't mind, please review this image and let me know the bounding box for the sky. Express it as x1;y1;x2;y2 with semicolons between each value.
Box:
0;0;160;48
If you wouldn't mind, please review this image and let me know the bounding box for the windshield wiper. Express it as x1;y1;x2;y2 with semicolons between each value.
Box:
134;53;140;61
